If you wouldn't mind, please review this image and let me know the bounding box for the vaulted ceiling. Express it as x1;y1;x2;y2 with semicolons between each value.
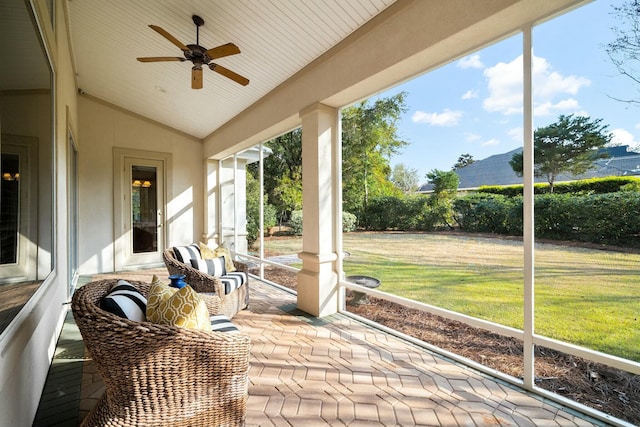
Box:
67;0;396;140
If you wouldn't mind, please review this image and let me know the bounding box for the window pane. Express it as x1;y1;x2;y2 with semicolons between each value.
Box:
131;165;157;253
1;154;20;264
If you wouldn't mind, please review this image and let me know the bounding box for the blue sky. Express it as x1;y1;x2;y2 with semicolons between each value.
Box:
379;0;640;182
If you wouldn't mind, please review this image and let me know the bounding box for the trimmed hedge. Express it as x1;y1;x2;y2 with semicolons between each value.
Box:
455;192;640;248
453;194;522;235
365;195;438;231
478;176;640;197
324;175;640;248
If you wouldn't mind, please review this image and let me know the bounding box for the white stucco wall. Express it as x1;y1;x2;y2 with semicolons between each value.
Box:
76;96;205;274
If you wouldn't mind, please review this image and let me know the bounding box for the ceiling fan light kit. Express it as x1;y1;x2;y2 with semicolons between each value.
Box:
137;15;249;90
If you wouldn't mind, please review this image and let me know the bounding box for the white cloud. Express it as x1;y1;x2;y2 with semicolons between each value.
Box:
464;132;481;142
507;127;523;142
533;98;580;116
482;54;590;117
461;89;478;100
610;128;640;151
482;57;522;115
411;109;463;126
458;54;484;69
481;138;500;147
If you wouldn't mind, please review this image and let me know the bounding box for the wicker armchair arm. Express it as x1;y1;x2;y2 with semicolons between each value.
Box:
163;248;225;295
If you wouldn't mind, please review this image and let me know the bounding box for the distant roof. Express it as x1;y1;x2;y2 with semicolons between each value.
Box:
418;145;640;192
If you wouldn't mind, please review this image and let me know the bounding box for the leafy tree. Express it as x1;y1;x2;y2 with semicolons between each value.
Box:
390;163;420;194
342;92;409;220
248;129;302;223
453;153;475;170
426;169;459;229
273;174;302;215
509;114;612;193
252;93;408;227
246;171;277;247
606;0;640;105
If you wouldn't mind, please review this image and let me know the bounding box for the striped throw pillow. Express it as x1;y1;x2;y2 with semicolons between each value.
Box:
190;256;227;277
210;314;239;333
172;243;201;263
100;280;147;322
220;272;247;294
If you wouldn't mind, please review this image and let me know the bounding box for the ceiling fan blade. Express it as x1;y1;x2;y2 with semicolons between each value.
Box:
208;63;249;86
148;25;189;52
205;42;241;59
137;57;186;62
192;67;203;89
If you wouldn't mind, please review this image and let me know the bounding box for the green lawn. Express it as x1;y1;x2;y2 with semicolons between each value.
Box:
263;232;640;361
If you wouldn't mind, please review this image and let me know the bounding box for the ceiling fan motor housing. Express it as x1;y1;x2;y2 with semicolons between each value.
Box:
185;44;210;65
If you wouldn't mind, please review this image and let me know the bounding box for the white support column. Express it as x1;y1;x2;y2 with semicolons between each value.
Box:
522;25;536;389
297;103;339;317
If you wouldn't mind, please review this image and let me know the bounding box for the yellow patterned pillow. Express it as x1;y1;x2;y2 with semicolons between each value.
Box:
199;242;236;272
198;241;218;259
146;276;211;331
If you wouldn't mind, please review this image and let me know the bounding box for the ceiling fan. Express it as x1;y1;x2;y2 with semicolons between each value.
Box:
137;15;249;90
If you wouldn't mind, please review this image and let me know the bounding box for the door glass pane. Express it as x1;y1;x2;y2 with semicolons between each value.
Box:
1;154;20;264
131;165;157;253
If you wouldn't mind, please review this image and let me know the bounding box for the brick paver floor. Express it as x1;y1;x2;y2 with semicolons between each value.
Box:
36;270;608;426
239;280;604;427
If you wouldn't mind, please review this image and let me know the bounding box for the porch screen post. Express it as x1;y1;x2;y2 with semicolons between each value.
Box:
203;159;219;244
297;103;339;317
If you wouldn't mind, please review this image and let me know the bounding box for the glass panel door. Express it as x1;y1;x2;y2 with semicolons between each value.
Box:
131;165;158;253
1;153;20;265
120;157;165;268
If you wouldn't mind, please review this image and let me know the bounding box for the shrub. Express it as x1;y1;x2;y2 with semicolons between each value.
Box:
264;204;277;231
454;193;521;234
343;211;357;232
621;181;640;192
365;196;405;230
246;203;277;247
533;192;633;243
569;192;640;247
289;210;303;235
456;191;640;248
364;195;436;231
246;171;278;247
288;210;360;235
534;193;579;240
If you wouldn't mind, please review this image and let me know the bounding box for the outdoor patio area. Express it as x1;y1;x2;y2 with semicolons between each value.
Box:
33;268;608;427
